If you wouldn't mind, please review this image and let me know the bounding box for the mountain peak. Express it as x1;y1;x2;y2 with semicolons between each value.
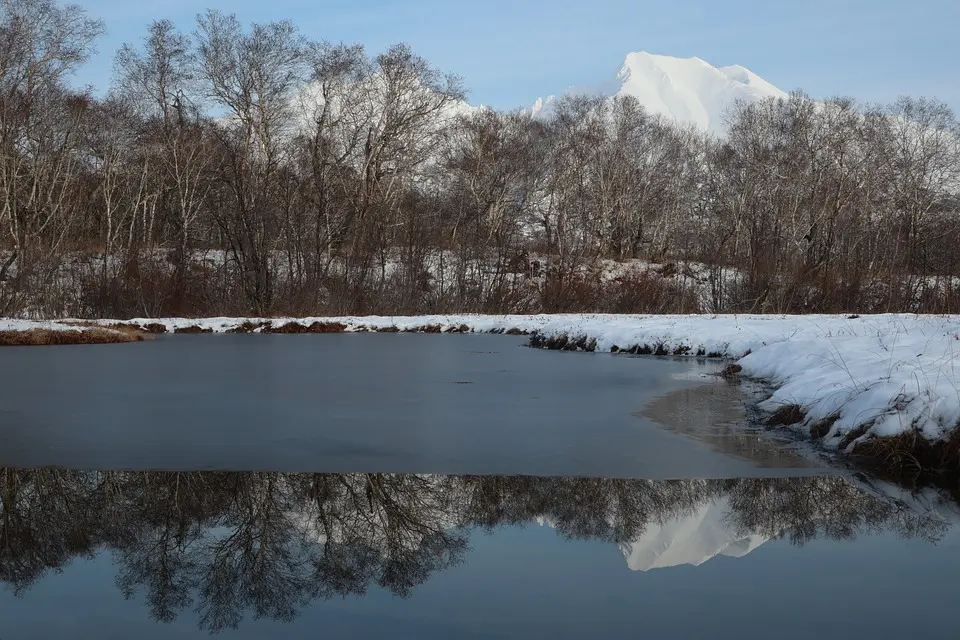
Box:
531;51;787;135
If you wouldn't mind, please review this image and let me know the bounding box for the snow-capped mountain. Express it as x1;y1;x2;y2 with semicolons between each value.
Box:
531;51;788;135
292;51;786;147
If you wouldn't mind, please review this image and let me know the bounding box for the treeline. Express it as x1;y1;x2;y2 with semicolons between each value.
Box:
2;0;959;318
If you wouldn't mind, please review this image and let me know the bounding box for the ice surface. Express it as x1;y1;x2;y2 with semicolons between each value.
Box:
7;313;960;451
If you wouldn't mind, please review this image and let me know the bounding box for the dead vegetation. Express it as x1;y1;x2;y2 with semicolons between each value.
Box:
98;319;524;336
719;363;743;378
0;327;146;346
762;403;960;480
809;415;839;439
850;427;960;479
261;321;347;334
766;404;806;426
528;333;598;352
534;333;724;357
173;325;213;334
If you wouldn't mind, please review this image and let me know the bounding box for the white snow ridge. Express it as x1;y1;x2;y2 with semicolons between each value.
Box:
531;51;788;135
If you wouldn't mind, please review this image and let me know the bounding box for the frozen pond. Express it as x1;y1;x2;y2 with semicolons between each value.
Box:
0;334;818;477
2;334;954;638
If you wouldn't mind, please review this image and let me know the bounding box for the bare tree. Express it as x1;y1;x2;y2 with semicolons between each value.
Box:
194;10;307;314
0;0;103;313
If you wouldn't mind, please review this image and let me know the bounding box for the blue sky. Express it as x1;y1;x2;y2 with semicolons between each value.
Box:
76;0;960;112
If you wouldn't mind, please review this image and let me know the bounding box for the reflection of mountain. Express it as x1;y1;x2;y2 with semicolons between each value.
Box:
0;469;950;632
621;497;767;571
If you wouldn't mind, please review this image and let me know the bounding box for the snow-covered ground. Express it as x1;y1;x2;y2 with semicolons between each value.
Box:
0;319;95;333
4;313;960;460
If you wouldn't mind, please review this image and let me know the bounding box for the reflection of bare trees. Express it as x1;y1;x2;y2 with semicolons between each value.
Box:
721;477;947;545
0;468;950;631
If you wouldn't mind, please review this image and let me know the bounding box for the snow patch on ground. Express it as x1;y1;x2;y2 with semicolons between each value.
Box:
0;319;88;333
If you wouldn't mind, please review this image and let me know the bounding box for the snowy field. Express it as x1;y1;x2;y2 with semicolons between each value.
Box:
3;313;960;460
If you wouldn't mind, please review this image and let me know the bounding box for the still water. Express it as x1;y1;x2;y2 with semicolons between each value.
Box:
0;334;819;477
0;335;956;639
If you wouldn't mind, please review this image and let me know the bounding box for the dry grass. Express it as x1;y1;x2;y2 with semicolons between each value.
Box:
226;321;269;333
262;321;348;334
719;363;743;379
173;325;214;334
852;428;960;476
375;325;399;333
766;404;806;426
810;414;839;439
0;327;146;346
98;319;523;335
838;423;871;450
529;332;598;352
533;333;724;357
67;321;153;339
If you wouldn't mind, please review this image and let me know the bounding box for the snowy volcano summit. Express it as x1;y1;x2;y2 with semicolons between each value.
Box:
531;51;788;135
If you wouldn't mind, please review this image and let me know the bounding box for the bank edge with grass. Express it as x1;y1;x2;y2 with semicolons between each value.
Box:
3;313;959;477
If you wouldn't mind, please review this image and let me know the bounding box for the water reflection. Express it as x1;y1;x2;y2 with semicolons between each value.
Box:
0;469;951;632
640;378;816;468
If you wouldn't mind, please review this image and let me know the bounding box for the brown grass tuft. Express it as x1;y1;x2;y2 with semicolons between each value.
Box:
719;363;743;378
838;423;870;450
810;415;839;439
376;325;399;333
227;321;269;333
0;327;145;346
65;321;153;341
173;325;213;334
852;428;960;476
263;321;347;333
767;404;806;426
528;332;596;352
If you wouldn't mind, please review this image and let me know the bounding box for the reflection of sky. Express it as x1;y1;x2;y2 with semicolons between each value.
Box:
3;524;960;639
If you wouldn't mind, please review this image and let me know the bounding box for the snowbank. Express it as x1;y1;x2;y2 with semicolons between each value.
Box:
7;313;960;465
0;319;90;333
0;319;143;345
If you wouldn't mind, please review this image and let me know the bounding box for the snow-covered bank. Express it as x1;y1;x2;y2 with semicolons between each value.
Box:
6;313;960;469
0;319;143;345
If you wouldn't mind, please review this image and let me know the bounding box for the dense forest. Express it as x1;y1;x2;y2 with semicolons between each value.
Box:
1;0;959;318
